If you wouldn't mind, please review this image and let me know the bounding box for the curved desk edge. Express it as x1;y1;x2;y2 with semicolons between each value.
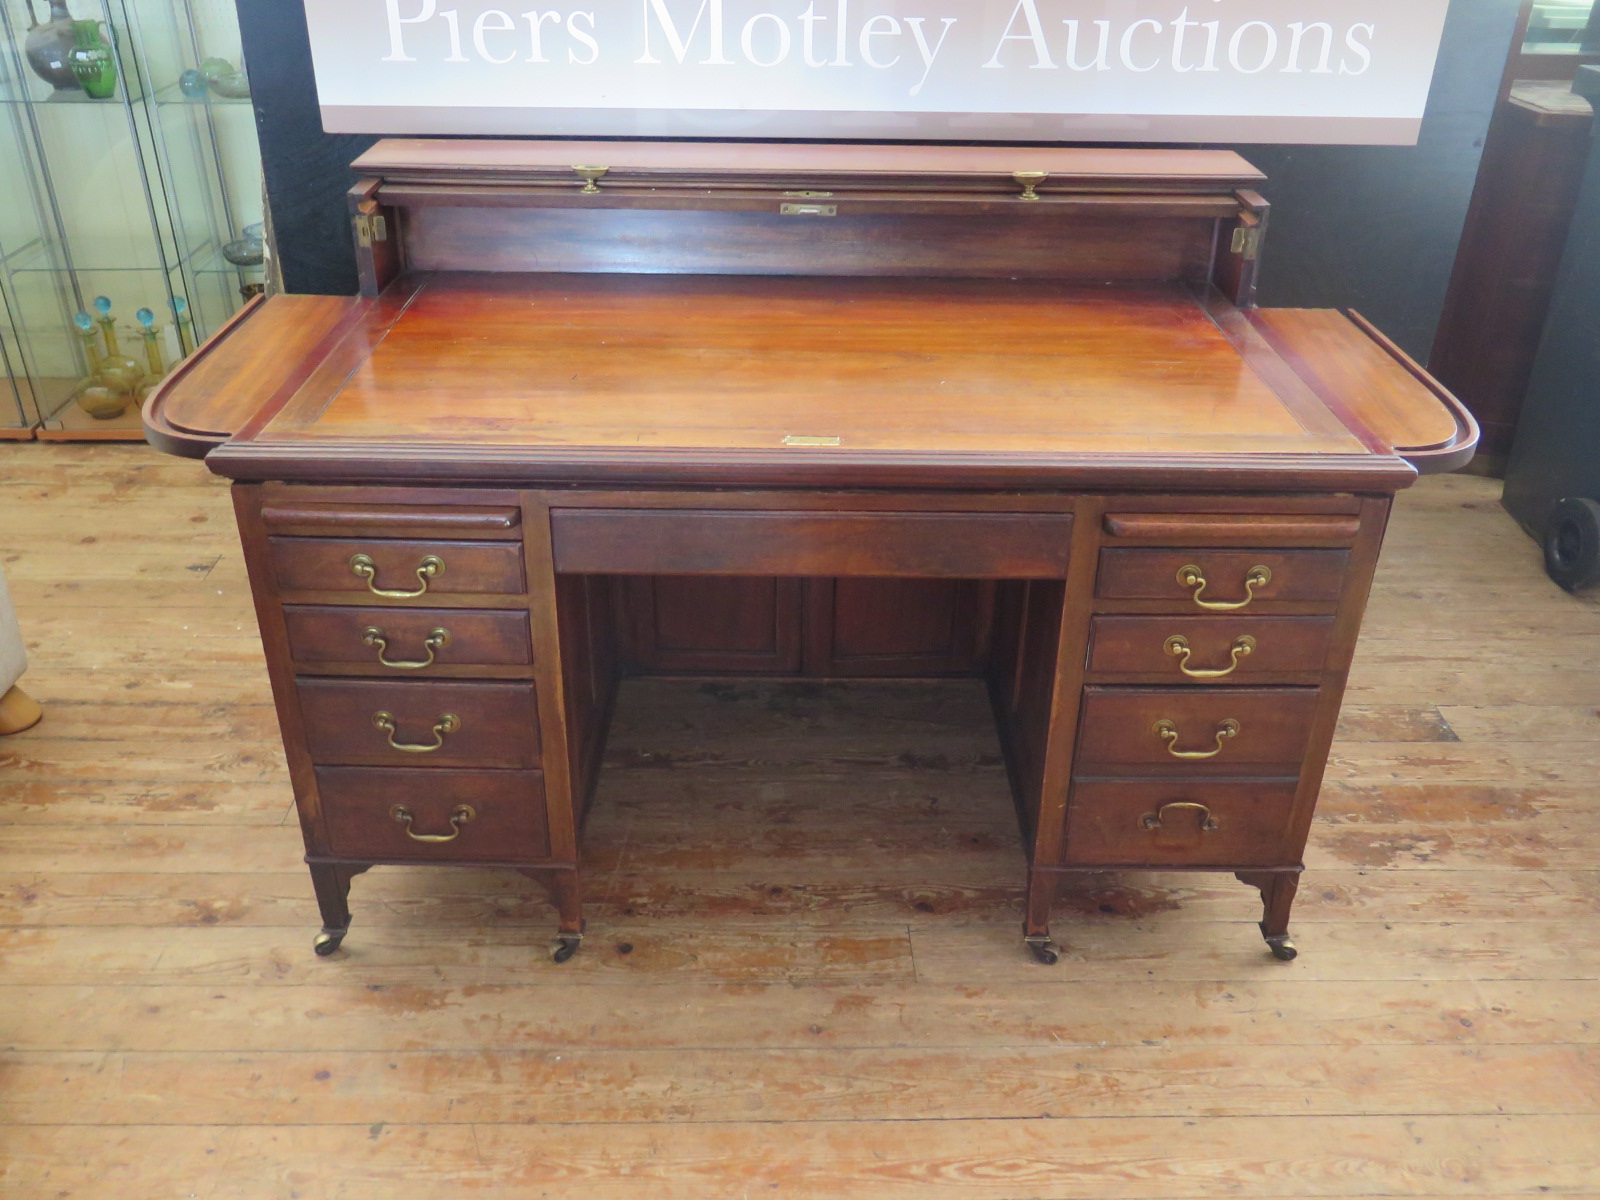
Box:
142;294;364;459
1247;307;1479;475
1344;310;1481;475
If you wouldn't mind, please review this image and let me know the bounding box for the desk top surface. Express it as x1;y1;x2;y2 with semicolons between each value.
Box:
151;271;1475;490
275;274;1367;455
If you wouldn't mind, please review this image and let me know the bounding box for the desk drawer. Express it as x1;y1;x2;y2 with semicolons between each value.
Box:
1087;616;1335;681
270;538;525;598
261;503;521;540
1101;513;1360;547
1096;550;1349;608
316;767;550;862
297;679;539;768
1076;687;1319;772
551;510;1073;578
284;606;533;671
1063;779;1298;867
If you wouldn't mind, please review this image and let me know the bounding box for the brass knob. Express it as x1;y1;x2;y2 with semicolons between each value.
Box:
573;164;608;194
1013;170;1048;200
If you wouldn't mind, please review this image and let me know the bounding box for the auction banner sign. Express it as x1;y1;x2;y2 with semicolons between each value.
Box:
303;0;1451;144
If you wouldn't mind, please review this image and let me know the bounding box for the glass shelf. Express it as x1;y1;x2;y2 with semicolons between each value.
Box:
0;86;137;104
1;229;220;274
150;80;249;106
0;74;249;106
0;0;263;440
0;226;259;281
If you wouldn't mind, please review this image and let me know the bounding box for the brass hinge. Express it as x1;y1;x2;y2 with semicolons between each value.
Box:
355;213;388;248
1231;225;1261;260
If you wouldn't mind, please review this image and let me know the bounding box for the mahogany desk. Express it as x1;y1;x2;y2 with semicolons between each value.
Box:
145;141;1476;965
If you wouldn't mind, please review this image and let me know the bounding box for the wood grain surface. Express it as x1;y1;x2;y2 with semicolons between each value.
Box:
255;274;1367;458
1;445;1598;1196
141;294;361;456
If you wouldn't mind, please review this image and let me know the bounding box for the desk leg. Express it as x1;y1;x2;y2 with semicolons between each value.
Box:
523;867;585;962
524;496;590;964
308;862;371;956
1023;869;1062;965
1016;500;1102;968
1236;870;1300;961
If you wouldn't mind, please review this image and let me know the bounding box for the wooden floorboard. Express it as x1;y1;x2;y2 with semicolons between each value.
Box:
1;445;1598;1197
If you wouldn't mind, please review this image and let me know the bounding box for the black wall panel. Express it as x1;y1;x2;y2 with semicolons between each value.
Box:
238;0;1521;361
237;1;375;298
1230;0;1523;359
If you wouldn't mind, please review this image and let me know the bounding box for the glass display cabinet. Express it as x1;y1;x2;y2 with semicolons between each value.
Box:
1;283;35;439
1526;0;1599;51
0;0;263;439
1512;0;1600;80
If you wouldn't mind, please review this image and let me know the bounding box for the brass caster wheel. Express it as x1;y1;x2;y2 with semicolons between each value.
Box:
313;929;347;957
551;934;583;964
1024;935;1059;966
1265;934;1297;962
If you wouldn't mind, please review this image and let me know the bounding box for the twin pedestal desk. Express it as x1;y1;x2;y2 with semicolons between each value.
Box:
145;141;1476;965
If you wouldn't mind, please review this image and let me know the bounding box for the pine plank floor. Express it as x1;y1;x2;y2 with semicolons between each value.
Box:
2;443;1599;1198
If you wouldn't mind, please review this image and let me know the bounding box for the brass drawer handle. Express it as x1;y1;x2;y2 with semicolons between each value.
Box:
1164;633;1256;678
389;803;476;843
372;710;460;753
362;626;452;670
1153;717;1240;759
1177;563;1271;611
349;553;445;598
1141;801;1220;833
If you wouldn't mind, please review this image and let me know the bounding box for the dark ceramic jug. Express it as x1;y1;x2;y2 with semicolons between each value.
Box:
23;0;81;91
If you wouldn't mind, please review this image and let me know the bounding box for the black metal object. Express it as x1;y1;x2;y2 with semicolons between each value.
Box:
1231;0;1522;360
1543;498;1600;589
1502;65;1600;587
